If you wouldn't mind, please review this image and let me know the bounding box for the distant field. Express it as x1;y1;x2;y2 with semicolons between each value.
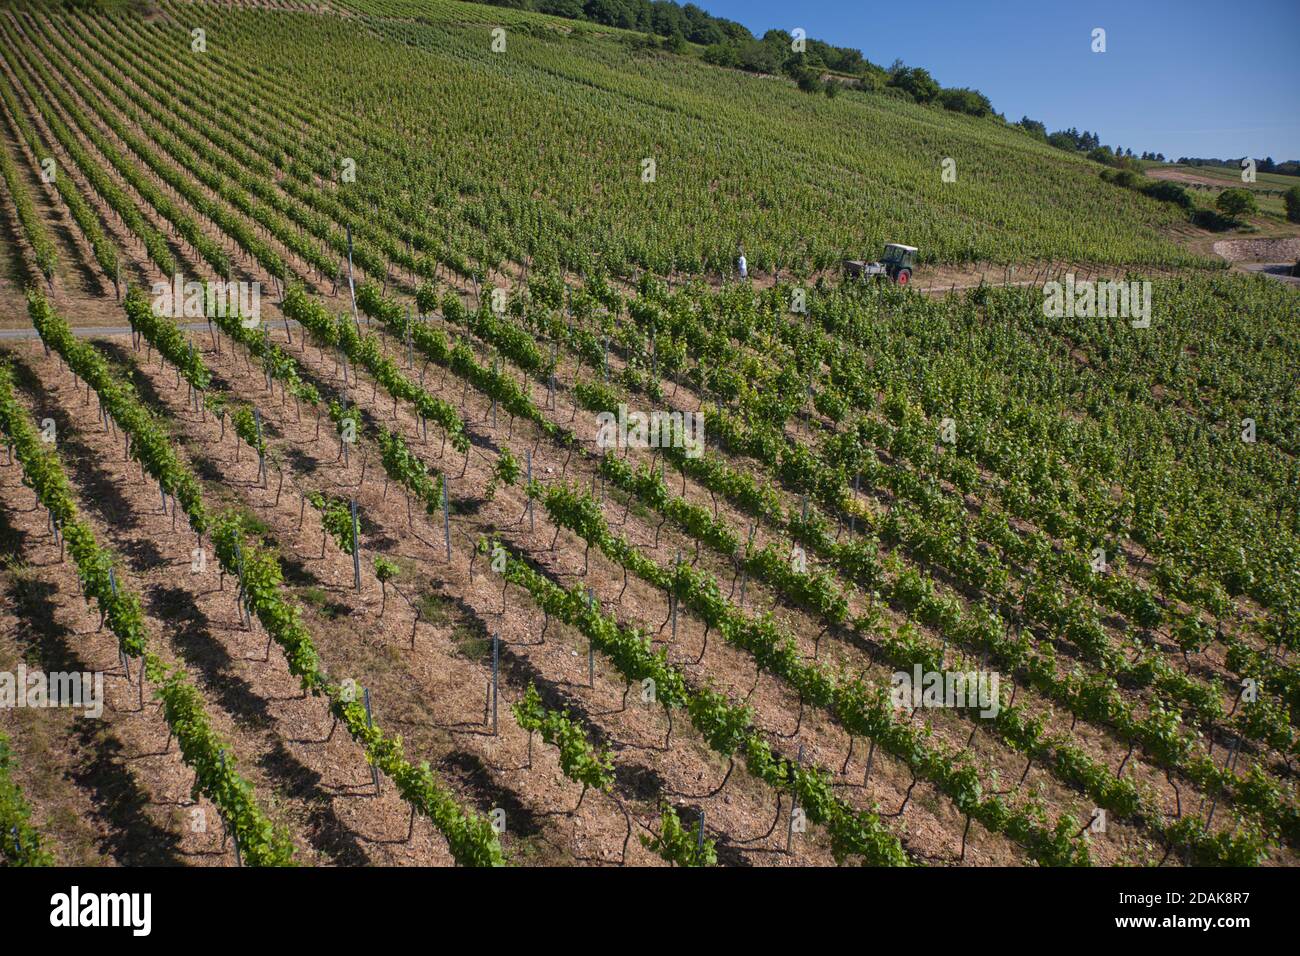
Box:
1143;161;1296;217
1143;161;1298;188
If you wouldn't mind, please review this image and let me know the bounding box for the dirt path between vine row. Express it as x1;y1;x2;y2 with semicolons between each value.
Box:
59;296;1063;863
3;345;465;865
102;327;908;867
0;395;251;866
134;288;1152;864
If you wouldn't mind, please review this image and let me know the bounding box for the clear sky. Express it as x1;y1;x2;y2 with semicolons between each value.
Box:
694;0;1300;161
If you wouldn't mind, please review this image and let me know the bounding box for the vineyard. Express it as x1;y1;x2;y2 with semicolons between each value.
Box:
0;0;1296;873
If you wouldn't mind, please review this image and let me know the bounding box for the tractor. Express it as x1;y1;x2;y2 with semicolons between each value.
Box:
843;243;917;286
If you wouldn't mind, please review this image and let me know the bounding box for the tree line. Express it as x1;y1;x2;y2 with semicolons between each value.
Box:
475;0;997;115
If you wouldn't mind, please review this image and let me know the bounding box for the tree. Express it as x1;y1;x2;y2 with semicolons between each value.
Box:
680;3;726;45
1047;131;1078;151
1108;168;1139;189
937;87;992;117
1284;185;1300;223
736;38;781;73
827;46;865;74
715;18;752;41
1087;145;1116;166
538;0;584;16
794;66;824;93
582;0;617;26
1144;181;1193;209
1017;117;1048;140
1216;187;1258;220
689;20;725;45
702;41;739;68
887;66;940;104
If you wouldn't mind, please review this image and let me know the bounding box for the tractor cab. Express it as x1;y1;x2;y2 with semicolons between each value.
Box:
881;244;917;270
842;243;917;285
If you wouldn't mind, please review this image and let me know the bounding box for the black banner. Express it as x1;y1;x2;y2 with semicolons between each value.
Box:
0;865;1280;943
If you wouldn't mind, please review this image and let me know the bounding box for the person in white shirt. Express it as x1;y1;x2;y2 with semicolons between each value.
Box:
737;250;748;280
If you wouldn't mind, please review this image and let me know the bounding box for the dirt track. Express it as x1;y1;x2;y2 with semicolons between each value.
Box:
1212;237;1300;263
1146;167;1238;190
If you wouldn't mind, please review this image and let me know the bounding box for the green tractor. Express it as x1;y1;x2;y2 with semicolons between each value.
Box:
843;243;917;285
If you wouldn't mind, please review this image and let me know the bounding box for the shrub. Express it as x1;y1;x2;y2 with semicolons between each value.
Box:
1284;185;1300;224
1017;117;1049;140
1088;146;1117;166
937;87;993;117
702;42;739;68
1216;187;1258;219
1191;208;1236;231
736;39;782;73
887;66;940;104
1143;180;1193;209
1110;169;1139;190
795;68;824;94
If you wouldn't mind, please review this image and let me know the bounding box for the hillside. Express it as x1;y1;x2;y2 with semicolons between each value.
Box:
30;0;1211;281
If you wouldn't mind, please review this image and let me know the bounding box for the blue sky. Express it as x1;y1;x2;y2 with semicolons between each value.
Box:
696;0;1300;161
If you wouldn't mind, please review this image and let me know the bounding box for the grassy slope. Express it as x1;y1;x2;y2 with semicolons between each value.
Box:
1142;160;1298;188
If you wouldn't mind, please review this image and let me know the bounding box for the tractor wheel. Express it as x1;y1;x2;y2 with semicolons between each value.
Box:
896;269;911;286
